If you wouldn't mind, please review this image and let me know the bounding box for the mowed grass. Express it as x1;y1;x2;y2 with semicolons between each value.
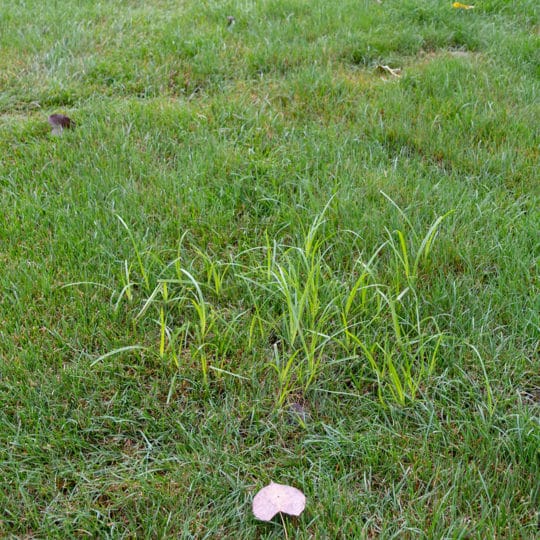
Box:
0;0;539;537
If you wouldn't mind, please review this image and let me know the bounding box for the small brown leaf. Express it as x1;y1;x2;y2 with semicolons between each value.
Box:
288;402;310;425
252;482;306;521
48;114;75;135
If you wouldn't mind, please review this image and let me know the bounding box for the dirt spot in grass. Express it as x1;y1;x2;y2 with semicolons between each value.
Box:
0;111;38;123
410;49;483;68
0;111;47;135
447;50;474;58
333;64;381;88
167;67;209;99
520;386;540;405
229;64;384;117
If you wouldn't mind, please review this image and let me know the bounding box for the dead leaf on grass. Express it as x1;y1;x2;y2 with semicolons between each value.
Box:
452;2;475;9
288;402;310;423
48;114;75;136
252;482;306;521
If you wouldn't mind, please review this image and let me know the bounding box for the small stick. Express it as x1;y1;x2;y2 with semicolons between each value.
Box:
279;512;289;540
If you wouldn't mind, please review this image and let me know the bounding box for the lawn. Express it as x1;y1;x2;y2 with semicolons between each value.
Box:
0;0;538;537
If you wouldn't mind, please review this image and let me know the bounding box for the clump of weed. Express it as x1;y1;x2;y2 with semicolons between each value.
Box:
99;199;466;407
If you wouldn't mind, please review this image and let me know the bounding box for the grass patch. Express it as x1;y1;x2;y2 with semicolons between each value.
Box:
0;0;538;537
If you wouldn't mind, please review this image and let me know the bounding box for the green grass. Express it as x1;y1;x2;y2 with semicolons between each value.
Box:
0;0;539;537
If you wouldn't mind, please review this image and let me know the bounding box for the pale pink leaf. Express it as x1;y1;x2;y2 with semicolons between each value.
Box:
252;482;306;521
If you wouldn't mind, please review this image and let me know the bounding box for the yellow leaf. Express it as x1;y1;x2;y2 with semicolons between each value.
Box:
452;2;475;8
